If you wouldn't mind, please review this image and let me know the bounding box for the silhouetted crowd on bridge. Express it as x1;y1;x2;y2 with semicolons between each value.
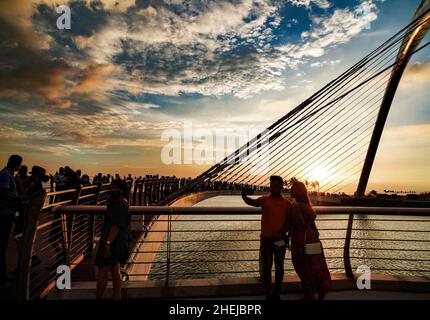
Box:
2;153;430;299
48;166;270;196
1;154;271;285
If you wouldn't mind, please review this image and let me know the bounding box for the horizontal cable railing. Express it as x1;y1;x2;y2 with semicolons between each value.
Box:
16;203;430;299
52;207;430;283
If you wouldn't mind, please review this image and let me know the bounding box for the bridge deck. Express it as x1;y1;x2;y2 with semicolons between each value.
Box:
48;274;430;300
194;291;430;300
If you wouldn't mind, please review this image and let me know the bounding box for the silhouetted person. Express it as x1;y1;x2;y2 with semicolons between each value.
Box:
102;175;109;184
242;175;292;300
53;167;66;190
286;180;331;300
0;155;22;283
24;166;50;198
95;179;130;300
93;173;103;185
64;167;77;190
81;174;90;186
15;166;49;267
14;165;29;196
13;165;29;246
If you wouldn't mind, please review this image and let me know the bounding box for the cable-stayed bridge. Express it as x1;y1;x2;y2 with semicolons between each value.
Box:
3;1;430;301
157;1;430;204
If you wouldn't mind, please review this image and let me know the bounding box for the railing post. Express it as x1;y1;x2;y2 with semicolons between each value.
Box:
343;212;354;279
154;178;159;204
87;185;101;256
132;179;138;206
64;189;80;265
139;180;144;206
16;191;46;300
159;177;165;203
49;176;54;204
165;209;172;287
147;179;152;205
61;214;70;267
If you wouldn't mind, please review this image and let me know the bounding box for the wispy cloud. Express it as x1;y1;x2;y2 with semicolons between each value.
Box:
0;0;388;170
279;1;378;59
288;0;332;9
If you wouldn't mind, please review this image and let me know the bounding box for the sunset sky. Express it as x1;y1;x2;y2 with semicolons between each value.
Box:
0;0;429;193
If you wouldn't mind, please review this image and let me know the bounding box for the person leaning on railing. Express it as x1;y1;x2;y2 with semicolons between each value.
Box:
14;166;49;269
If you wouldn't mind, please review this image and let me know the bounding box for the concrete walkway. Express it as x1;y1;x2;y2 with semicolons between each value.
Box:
48;274;430;300
192;290;430;300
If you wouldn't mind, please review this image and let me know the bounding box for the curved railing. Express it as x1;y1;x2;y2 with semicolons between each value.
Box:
16;185;106;299
13;175;269;299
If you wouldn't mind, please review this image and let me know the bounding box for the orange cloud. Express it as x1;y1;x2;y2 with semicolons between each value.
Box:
0;0;73;50
72;62;120;95
403;62;430;83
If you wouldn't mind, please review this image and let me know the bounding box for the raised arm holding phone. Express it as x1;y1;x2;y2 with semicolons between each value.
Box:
242;175;292;300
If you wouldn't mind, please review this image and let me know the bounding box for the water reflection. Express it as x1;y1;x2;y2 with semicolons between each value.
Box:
149;196;430;279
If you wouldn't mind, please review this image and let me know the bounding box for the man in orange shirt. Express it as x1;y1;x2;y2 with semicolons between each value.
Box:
242;175;292;300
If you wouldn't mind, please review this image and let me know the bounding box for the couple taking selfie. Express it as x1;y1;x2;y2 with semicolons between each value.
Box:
242;176;332;301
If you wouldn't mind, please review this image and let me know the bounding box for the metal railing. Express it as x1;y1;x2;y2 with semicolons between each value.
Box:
14;176;184;300
14;181;166;300
16;185;106;299
47;175;269;207
15;203;430;299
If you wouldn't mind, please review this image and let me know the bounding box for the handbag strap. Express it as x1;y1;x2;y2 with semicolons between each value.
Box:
295;202;319;244
294;202;307;245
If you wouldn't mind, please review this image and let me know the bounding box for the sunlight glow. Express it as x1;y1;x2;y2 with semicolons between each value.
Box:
311;166;330;182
